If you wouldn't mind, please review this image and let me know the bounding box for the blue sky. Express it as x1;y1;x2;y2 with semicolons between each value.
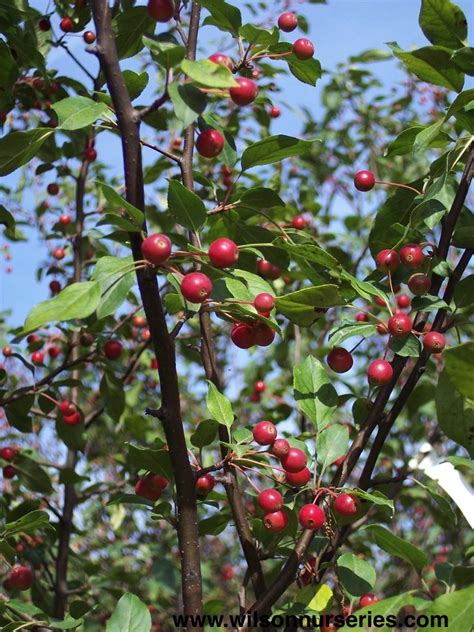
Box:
1;0;473;328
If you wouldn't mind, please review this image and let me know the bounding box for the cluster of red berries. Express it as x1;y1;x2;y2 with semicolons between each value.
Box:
58;400;81;426
1;446;20;480
135;472;169;501
249;379;266;402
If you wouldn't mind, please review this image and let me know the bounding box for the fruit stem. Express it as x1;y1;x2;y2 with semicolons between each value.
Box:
375;180;423;196
232;463;262;494
38;391;61;407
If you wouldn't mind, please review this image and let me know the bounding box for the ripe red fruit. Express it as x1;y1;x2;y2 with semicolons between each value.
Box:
53;247;65;260
278;12;298;32
354;170;375;191
253;420;277;446
27;334;40;345
151;357;158;370
408;273;431;296
376;323;389;336
327;347;353;373
292;38;314;60
208;53;233;69
298;504;325;530
231;323;256;349
31;351;44;365
333;455;345;467
263;509;288;532
423;331;446;354
84;147;97;162
39;17;51;31
257;259;281;280
208;238;239;268
3;465;16;479
397;294;411;309
59;214;72;226
181;272;212;303
281;447;307;473
47;182;59;195
269;106;281;118
59;400;77;416
104;340;123;360
254;293;275;313
49;280;61;294
375;249;400;272
196;129;225;158
359;593;379;608
2;346;12;357
253;380;266;393
285;467;311;487
387;312;412;337
270;438;290;458
229;77;258;106
258;489;283;513
63;411;81;426
83;31;96;44
333;493;358;517
59;17;75;33
253;323;276;347
0;447;17;462
147;0;174;21
48;345;61;359
291;215;307;230
196;473;215;497
133;315;146;328
400;243;424;269
221;563;234;580
367;359;393;385
8;566;33;591
141;233;172;265
355;312;369;322
135;473;168;501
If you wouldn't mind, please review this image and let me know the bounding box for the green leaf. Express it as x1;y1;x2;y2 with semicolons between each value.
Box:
454;274;474;308
389;333;421;358
52;96;108;131
0;205;15;231
142;37;185;69
413;118;447;153
445;342;474;399
293;356;338;430
101;371;126;420
113;7;156;59
239;24;279;47
127;444;172;480
92;256;135;320
336;552;376;597
388;43;464;91
452;226;474;248
15;455;53;494
105;593;151;632
421;586;474;632
328;322;377;347
95;180;144;228
436;371;474;457
199;511;232;536
200;0;242;34
206;382;234;429
181;59;238;88
447;88;474;117
241;135;319;171
306;584;333;612
365;525;427;570
385;125;451;156
276;284;345;327
4;510;51;536
23;282;101;332
168;82;207;128
419;0;467;49
287;55;322;86
316;424;349;470
274;240;340;271
451;47;474;75
191;419;219;448
123;70;149;100
168;179;207;230
353;490;394;516
0;128;53;176
240;188;285;209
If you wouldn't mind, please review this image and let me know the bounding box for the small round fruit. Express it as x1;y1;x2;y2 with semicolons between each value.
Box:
104;340;123;360
80;332;94;347
0;447;17;462
281;447;307;473
229;77;258;106
8;566;33;591
196;129;224;158
59;214;72;226
84;147;97;162
208;238;239;268
387;312;412;337
135;473;168;501
423;331;446;354
31;351;44;365
141;233;172;265
147;0;174;22
53;247;65;260
367;359;393;385
2;346;12;357
376;323;389;336
60;400;77;416
354;170;375;191
291;215;307;230
39;17;51;31
355;312;369;322
269;106;281;118
196;473;215;497
397;294;411;309
257;259;281;280
285;467;311;487
278;12;298;32
270;438;290;458
49;280;61;294
48;345;61;359
181;272;212;303
333;493;358;517
83;31;96;44
258;489;283;513
59;17;75;33
292;38;314;60
327;347;353;373
254;323;276;347
400;243;424;269
3;465;16;479
298;504;325;530
254;293;275;313
375;249;399;272
253;420;277;446
208;53;232;68
63;411;81;426
408;273;431;296
359;593;379;608
231;323;256;349
47;182;59;195
254;380;266;393
263;509;288;532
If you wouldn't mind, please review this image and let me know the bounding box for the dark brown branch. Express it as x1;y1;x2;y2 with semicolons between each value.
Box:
91;1;202;624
